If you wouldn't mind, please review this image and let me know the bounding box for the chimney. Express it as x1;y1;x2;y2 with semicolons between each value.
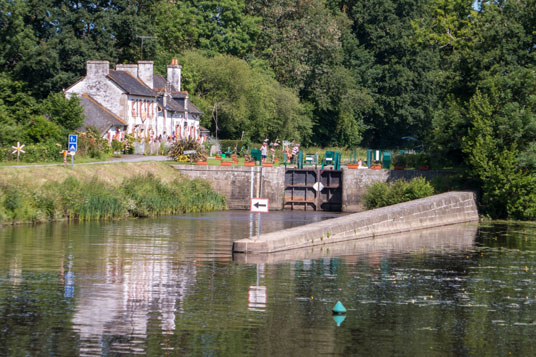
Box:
86;60;109;79
137;61;154;89
167;58;181;92
116;64;138;78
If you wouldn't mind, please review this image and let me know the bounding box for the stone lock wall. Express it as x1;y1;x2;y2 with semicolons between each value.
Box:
173;165;451;212
172;165;285;210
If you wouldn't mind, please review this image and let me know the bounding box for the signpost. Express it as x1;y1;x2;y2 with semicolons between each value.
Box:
68;135;77;169
11;142;25;162
248;198;268;309
250;198;269;213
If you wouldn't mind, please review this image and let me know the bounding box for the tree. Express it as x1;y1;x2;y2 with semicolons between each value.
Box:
177;50;312;142
41;93;85;132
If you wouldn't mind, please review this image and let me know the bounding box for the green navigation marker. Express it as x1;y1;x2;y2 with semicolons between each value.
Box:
332;301;347;314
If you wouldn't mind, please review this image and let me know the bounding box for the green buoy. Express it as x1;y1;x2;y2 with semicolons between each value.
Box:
332;301;347;314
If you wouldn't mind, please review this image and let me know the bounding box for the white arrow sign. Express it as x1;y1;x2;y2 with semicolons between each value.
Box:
250;198;269;213
312;182;324;192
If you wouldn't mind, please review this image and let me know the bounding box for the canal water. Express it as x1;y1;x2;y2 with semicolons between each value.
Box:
0;212;535;356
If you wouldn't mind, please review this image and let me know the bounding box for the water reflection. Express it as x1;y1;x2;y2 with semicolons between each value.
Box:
234;223;478;264
2;214;536;355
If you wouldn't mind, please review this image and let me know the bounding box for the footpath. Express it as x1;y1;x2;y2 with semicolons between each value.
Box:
0;155;171;169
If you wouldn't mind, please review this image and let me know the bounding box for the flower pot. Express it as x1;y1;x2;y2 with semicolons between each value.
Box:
394;165;405;170
347;164;359;169
231;154;238;159
274;158;279;162
197;161;207;165
418;165;429;171
216;155;222;160
262;162;273;167
244;162;255;167
221;161;232;166
370;165;382;170
233;159;239;164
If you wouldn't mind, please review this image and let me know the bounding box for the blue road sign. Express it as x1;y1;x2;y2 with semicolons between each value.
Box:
69;143;78;152
69;134;78;144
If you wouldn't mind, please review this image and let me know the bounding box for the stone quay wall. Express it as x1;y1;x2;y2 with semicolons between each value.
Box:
173;164;450;212
172;165;285;210
233;191;479;254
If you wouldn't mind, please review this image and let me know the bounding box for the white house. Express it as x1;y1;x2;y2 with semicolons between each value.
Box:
65;59;203;142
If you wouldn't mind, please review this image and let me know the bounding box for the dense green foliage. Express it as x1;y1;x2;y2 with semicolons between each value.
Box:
363;177;435;209
2;0;536;218
0;174;227;224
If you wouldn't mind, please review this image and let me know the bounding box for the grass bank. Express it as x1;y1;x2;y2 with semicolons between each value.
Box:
0;162;227;224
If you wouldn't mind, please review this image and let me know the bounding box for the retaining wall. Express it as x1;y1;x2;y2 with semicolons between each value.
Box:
172;165;285;210
233;191;479;254
173;164;449;212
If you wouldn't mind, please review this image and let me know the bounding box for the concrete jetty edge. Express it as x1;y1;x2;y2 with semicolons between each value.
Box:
232;191;479;254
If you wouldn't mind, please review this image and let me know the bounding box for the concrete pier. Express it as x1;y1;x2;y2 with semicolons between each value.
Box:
232;191;479;254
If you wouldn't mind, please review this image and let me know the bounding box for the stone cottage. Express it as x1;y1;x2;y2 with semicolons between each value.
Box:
65;59;203;142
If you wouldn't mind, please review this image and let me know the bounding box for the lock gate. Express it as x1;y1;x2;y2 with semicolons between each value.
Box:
284;168;343;211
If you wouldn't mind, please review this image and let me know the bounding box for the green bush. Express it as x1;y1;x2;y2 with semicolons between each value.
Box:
363;177;435;209
21;142;63;162
392;154;407;167
77;127;111;159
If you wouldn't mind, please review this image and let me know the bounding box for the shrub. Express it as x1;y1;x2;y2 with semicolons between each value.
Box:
168;138;206;162
0;183;39;223
392;154;407;167
363;177;435;209
77;127;111;159
21;142;63;162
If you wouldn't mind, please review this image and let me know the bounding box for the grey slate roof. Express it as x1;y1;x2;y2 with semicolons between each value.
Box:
79;94;127;135
171;91;188;99
157;95;185;112
107;70;155;97
153;74;168;91
187;100;203;114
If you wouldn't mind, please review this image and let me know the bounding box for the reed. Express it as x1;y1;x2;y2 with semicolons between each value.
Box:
0;174;227;225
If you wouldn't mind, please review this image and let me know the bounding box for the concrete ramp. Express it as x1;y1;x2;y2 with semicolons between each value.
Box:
232;191;479;254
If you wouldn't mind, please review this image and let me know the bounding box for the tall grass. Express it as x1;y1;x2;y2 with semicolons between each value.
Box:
0;174;227;225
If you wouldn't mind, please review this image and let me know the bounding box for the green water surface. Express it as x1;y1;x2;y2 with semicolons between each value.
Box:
0;213;535;356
